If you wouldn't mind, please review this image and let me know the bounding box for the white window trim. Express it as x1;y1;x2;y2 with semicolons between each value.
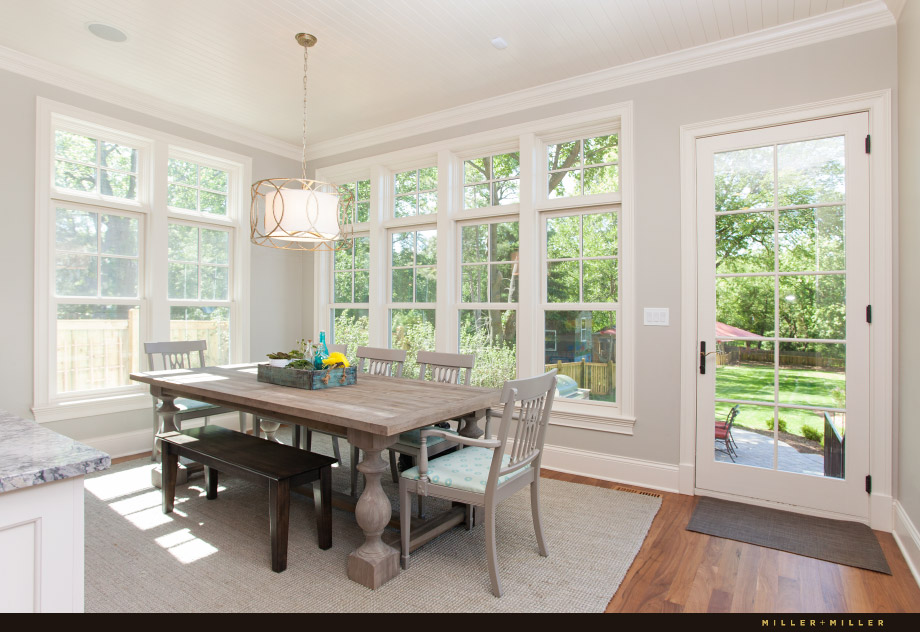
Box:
315;102;635;434
33;98;252;423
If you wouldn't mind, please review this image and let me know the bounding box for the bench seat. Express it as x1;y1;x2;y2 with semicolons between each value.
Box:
160;425;337;572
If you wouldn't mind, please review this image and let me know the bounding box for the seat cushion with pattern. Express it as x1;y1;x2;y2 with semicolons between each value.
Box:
400;447;529;494
174;398;220;413
396;426;457;447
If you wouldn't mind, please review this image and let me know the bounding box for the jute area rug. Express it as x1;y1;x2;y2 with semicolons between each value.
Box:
84;435;661;613
687;496;891;574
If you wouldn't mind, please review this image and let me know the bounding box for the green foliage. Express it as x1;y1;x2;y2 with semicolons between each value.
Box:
766;418;788;434
800;424;822;443
459;310;517;388
390;310;436;379
547;134;619;197
545;211;618;304
713;138;848;354
332;310;369;360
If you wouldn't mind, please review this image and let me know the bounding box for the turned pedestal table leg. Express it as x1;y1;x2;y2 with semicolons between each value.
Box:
346;429;400;589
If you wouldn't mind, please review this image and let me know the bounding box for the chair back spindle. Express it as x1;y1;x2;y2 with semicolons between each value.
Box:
491;370;557;482
355;346;407;378
145;340;208;371
416;350;475;385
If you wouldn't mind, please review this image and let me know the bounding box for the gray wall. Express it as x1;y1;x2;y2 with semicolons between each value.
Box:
898;5;920;532
311;28;898;465
0;68;305;441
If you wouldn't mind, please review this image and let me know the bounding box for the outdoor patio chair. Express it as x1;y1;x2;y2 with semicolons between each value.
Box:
715;405;740;461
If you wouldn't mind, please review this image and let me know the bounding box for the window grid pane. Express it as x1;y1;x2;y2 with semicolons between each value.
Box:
391;230;436;303
463;152;521;209
547;134;619;198
394;168;438;217
54;130;139;200
168;223;230;301
168;158;229;217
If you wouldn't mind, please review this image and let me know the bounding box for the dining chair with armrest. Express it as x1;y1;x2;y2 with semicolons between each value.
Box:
144;340;248;460
399;369;557;597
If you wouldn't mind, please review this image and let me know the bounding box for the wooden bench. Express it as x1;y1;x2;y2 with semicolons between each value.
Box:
160;425;337;572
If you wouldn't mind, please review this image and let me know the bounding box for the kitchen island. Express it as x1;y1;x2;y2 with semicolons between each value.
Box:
0;410;110;612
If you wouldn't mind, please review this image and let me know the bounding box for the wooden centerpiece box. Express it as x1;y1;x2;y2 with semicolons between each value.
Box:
257;363;358;390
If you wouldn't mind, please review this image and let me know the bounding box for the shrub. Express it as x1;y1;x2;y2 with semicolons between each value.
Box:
766;418;789;433
801;424;823;443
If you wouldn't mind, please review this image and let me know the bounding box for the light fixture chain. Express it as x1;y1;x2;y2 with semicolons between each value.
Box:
302;41;309;182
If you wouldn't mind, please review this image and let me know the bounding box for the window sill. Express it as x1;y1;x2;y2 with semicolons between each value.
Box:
548;408;635;435
32;392;151;423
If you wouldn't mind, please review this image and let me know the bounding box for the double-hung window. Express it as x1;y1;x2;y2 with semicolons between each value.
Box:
316;104;633;428
35;102;249;421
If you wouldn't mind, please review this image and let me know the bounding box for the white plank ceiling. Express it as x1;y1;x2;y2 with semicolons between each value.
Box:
0;0;875;148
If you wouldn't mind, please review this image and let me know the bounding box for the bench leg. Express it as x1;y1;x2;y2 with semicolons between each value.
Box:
293;425;302;449
313;466;332;550
269;479;290;572
204;466;218;500
162;443;178;514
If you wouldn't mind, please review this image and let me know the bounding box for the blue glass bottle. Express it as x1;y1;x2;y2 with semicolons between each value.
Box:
319;331;330;358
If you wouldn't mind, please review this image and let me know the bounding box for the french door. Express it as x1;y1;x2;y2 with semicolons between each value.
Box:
695;113;870;519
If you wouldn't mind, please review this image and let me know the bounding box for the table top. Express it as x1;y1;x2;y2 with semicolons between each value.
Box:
130;363;500;437
0;409;110;493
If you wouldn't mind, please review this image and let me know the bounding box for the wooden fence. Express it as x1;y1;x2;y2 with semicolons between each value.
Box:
56;315;229;393
544;360;615;396
722;347;845;370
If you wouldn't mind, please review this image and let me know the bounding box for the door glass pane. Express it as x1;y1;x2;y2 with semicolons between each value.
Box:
715;341;776;405
714;146;774;212
778;207;845;272
778;275;846;340
715;276;774;337
777;137;845;207
715;212;774;273
713;403;774;470
776;408;839;477
777;343;846;408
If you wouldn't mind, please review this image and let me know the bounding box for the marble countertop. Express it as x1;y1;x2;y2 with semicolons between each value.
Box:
0;409;110;493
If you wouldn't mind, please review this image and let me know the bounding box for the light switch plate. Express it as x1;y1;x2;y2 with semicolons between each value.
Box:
644;307;670;326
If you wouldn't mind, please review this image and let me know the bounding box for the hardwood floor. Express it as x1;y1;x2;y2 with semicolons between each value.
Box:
540;470;920;613
113;452;920;612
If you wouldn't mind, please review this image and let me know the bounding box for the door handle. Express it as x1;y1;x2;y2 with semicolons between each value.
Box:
700;341;716;374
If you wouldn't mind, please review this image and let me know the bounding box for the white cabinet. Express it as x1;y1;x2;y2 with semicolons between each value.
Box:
0;476;86;612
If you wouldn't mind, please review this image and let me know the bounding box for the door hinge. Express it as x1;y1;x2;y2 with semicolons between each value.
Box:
866;475;872;494
865;135;871;154
866;305;872;323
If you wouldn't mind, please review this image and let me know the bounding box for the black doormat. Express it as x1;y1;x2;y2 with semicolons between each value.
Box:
686;496;891;574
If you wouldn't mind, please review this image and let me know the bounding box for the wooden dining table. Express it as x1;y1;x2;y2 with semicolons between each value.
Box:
130;362;500;589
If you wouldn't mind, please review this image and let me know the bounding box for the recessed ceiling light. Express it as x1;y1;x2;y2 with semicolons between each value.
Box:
490;37;508;50
86;23;128;43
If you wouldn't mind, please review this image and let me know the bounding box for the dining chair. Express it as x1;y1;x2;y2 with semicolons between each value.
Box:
144;340;247;460
399;369;557;597
375;351;474;516
346;346;407;495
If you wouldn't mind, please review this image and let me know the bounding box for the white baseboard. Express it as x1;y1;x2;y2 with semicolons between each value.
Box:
82;413;247;459
893;501;920;589
538;442;680;493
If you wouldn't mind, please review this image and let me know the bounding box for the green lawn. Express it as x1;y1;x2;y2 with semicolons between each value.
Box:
714;363;845;440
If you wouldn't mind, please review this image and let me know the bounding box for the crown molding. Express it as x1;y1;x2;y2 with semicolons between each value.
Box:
0;44;302;162
304;0;894;161
0;1;893;163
